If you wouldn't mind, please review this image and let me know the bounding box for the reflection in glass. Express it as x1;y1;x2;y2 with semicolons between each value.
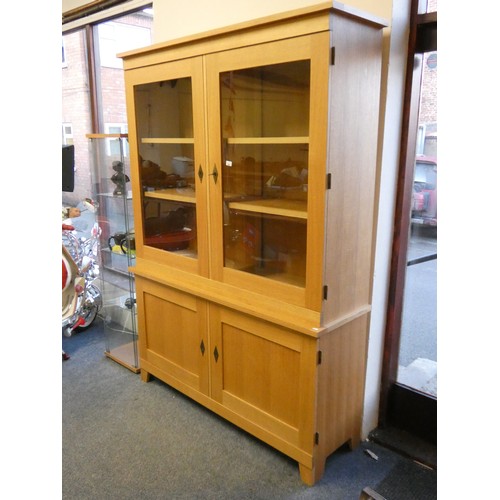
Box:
219;61;310;286
397;50;437;396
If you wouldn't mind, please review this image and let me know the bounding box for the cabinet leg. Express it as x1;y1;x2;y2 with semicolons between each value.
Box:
299;459;325;486
140;368;151;382
348;435;361;450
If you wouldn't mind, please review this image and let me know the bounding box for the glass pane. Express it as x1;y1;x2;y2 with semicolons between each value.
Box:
420;0;437;13
220;60;310;286
134;77;198;258
397;50;437;396
224;211;306;286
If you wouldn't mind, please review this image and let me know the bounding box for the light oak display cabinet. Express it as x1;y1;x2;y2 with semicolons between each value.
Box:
119;2;386;485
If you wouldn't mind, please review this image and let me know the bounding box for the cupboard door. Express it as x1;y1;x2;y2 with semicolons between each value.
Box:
205;33;330;310
126;57;209;276
209;306;317;455
136;278;209;395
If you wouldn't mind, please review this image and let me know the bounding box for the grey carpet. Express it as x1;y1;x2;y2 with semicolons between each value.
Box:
63;319;437;499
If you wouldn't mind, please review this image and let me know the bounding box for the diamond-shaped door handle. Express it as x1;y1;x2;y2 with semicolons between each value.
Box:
209;164;218;184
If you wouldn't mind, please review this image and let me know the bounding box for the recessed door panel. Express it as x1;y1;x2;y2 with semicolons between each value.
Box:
210;306;316;447
136;278;209;394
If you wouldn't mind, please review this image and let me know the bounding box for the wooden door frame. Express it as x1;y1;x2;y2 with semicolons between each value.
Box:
378;0;437;441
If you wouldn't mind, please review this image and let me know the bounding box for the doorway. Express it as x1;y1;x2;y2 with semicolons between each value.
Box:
380;0;437;442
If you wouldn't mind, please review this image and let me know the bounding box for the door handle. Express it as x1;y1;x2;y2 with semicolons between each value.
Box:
209;164;218;184
198;164;204;182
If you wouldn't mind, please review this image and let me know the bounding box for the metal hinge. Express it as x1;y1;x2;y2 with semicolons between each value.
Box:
331;46;336;65
314;432;320;445
326;173;332;189
317;351;322;365
323;285;328;300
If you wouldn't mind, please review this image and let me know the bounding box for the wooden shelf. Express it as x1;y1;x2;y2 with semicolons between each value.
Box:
86;133;128;139
141;136;307;145
226;136;309;144
144;187;196;203
98;191;133;199
228;198;307;219
141;137;194;144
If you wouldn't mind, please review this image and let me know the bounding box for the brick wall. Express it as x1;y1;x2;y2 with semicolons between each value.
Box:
62;12;152;207
419;0;437;155
62;29;93;206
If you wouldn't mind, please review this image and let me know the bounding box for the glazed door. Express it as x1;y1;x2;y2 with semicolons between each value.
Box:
205;33;330;310
125;56;209;276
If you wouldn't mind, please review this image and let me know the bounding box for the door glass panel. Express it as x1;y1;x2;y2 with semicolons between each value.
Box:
397;50;437;396
134;77;198;258
219;61;310;286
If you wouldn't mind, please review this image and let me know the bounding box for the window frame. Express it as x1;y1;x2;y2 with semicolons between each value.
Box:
379;0;437;441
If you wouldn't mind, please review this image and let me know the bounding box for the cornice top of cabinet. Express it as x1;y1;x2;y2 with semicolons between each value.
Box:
118;2;387;64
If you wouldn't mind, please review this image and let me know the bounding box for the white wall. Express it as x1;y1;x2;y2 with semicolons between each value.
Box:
152;0;390;43
362;0;410;436
62;0;89;13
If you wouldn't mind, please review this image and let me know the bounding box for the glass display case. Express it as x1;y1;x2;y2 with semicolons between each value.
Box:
87;133;139;373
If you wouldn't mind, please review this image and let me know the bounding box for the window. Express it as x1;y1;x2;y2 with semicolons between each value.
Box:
381;0;437;441
62;7;152;204
105;123;129;156
62;123;73;145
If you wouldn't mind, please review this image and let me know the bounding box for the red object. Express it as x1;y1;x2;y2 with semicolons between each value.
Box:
145;230;195;251
74;317;86;328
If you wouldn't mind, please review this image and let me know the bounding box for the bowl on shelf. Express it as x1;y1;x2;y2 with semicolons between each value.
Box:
144;228;195;251
172;156;194;178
